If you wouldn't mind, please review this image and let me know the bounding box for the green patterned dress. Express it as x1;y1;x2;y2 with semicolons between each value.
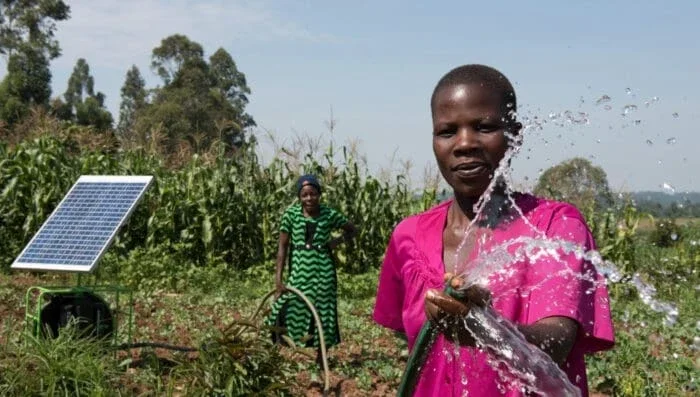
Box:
267;203;348;348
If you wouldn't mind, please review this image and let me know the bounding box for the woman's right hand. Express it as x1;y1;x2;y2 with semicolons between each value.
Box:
424;273;491;346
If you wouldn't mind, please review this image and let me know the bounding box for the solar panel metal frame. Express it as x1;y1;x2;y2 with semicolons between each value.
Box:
11;175;153;273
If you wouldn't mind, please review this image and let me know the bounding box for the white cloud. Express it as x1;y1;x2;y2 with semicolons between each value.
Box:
51;0;335;72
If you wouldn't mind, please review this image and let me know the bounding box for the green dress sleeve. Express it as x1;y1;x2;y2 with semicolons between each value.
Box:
280;206;294;234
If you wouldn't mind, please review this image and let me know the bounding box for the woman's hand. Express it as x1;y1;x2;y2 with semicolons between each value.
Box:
424;273;491;346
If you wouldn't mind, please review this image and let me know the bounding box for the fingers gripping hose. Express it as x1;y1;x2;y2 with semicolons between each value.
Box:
397;284;464;397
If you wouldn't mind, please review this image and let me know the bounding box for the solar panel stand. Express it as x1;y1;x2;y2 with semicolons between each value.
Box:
24;284;134;345
13;175;152;346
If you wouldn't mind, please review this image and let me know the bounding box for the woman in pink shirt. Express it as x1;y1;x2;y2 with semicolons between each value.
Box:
373;65;614;396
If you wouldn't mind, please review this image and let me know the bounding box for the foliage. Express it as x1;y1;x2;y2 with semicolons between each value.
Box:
584;201;641;273
172;320;299;396
0;0;70;126
0;0;70;60
133;35;255;155
632;191;700;218
648;218;683;248
1;212;699;395
0;320;121;396
51;58;113;131
0;129;431;274
534;157;613;211
117;65;147;137
0;45;52;124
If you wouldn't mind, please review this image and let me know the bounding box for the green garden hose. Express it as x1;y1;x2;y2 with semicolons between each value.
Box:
254;286;331;394
396;283;464;397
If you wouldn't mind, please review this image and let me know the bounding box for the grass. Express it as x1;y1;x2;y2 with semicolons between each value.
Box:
0;244;698;396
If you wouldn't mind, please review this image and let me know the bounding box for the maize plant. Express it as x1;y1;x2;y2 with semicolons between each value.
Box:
0;134;434;274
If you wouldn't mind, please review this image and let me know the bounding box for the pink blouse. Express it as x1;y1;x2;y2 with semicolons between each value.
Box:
373;195;615;396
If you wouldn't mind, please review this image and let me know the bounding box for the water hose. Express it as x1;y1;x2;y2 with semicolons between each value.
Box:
396;283;464;397
114;286;331;394
254;286;331;394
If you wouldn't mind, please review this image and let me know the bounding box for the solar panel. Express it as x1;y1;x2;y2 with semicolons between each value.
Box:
11;175;153;273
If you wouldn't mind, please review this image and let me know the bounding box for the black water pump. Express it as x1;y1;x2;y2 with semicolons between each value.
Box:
39;291;114;340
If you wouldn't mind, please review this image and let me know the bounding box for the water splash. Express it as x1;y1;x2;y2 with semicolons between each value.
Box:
661;182;676;195
595;95;611;105
622;104;638;115
436;92;686;394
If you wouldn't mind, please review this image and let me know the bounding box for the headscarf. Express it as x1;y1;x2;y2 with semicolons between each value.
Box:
296;174;321;196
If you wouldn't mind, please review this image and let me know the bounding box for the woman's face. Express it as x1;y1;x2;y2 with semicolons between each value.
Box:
299;184;321;212
432;83;517;199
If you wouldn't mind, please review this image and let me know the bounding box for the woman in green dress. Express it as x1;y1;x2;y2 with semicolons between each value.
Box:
268;174;357;364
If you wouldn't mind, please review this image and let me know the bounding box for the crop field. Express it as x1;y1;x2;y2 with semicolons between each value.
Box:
0;135;698;396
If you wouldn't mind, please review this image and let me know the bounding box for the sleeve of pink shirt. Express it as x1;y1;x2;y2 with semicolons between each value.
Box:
525;204;615;354
373;224;411;333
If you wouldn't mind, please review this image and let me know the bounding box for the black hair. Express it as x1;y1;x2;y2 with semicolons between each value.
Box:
430;64;517;121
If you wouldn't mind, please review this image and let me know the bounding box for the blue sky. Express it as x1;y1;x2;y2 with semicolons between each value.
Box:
2;0;698;192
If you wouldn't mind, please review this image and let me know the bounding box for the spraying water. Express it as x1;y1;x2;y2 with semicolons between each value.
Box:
438;97;681;395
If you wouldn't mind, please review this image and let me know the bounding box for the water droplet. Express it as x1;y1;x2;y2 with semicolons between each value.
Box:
622;104;638;115
596;139;601;143
672;112;679;118
626;87;632;95
595;95;611;105
666;137;676;144
634;120;641;125
646;139;653;146
661;182;675;195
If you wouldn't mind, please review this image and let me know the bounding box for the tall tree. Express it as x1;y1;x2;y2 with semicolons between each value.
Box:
0;45;51;123
0;0;70;59
150;34;203;85
53;58;113;131
117;65;147;136
534;157;613;211
0;0;70;124
209;48;255;129
136;35;255;154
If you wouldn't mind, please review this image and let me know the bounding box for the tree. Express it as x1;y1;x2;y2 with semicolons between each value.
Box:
534;157;613;211
53;58;113;131
117;65;147;136
150;34;203;85
0;1;70;125
209;48;255;130
0;45;51;123
135;35;255;154
0;0;70;59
